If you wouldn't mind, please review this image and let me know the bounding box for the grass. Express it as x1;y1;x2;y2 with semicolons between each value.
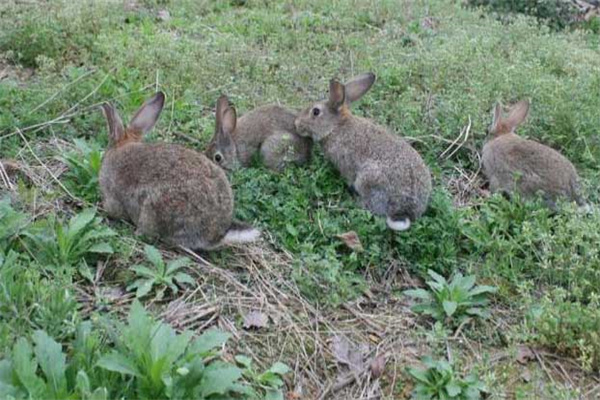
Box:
1;0;599;398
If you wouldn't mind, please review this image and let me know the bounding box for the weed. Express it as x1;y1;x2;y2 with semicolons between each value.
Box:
0;328;109;399
236;355;291;399
23;208;115;271
527;289;600;371
60;139;103;204
97;301;257;399
0;197;28;253
405;270;496;327
407;356;485;399
127;245;195;299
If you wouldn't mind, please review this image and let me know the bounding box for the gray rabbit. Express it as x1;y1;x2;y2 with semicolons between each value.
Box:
205;95;312;172
99;92;259;250
294;73;432;230
482;100;585;208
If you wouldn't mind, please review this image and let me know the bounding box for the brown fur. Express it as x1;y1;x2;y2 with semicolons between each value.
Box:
482;100;584;207
206;97;313;172
295;73;432;229
99;92;259;250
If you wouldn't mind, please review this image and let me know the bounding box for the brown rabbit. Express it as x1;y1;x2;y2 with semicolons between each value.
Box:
294;73;432;230
99;92;259;250
482;100;584;208
205;96;312;172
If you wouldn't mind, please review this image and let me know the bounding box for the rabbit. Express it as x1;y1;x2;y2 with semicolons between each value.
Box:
205;95;312;172
99;91;259;250
482;100;585;209
294;73;432;231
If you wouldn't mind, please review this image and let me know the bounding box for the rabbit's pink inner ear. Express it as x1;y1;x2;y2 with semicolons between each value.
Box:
129;92;165;134
328;80;345;110
215;95;229;132
221;107;237;135
506;100;530;131
101;103;125;143
344;72;376;103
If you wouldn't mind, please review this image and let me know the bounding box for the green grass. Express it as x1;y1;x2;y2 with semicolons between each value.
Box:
1;0;599;398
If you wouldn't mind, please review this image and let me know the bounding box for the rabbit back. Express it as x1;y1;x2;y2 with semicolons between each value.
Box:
322;117;432;221
100;142;234;248
482;134;582;204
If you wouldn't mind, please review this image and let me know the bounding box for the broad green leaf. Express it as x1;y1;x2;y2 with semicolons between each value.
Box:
427;269;447;285
446;381;462;397
0;360;17;398
32;330;67;397
13;338;45;397
131;265;158;279
258;371;283;387
404;289;433;300
144;245;164;268
151;324;192;366
235;355;252;368
67;209;97;238
468;285;497;296
173;272;195;286
135;279;155;298
199;363;242;397
166;257;190;274
460;275;475;291
443;301;458;317
466;308;489;318
407;367;430;383
87;242;113;254
75;370;91;395
97;351;141;377
191;329;231;356
269;362;291;376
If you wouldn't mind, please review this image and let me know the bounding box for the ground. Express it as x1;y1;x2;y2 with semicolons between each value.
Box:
1;0;600;399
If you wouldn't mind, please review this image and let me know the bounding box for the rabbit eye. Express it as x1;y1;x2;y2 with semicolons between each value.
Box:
312;107;321;117
214;152;223;163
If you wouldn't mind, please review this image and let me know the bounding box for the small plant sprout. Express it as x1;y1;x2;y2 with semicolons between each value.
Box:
407;356;485;400
60;139;103;203
127;245;195;299
404;270;497;326
23;208;115;270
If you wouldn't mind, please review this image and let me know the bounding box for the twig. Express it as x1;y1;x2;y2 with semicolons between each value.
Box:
16;128;80;201
61;70;112;116
440;116;471;160
29;68;97;114
532;349;556;385
0;159;14;190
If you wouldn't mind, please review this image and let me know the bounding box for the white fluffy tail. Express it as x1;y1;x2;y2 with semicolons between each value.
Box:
386;216;411;231
220;222;260;246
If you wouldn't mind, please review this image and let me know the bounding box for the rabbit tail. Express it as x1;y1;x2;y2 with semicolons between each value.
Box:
219;220;260;245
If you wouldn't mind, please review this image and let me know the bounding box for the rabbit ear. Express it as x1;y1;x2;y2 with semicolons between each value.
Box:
215;95;229;132
129;92;165;134
490;102;503;131
505;100;530;131
101;103;125;144
328;79;346;110
344;72;376;103
221;106;237;136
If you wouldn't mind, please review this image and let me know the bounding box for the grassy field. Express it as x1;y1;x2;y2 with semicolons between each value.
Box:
1;0;600;398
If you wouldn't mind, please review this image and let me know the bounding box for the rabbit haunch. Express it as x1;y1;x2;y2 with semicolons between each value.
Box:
99;92;259;250
294;73;432;230
482;100;585;209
